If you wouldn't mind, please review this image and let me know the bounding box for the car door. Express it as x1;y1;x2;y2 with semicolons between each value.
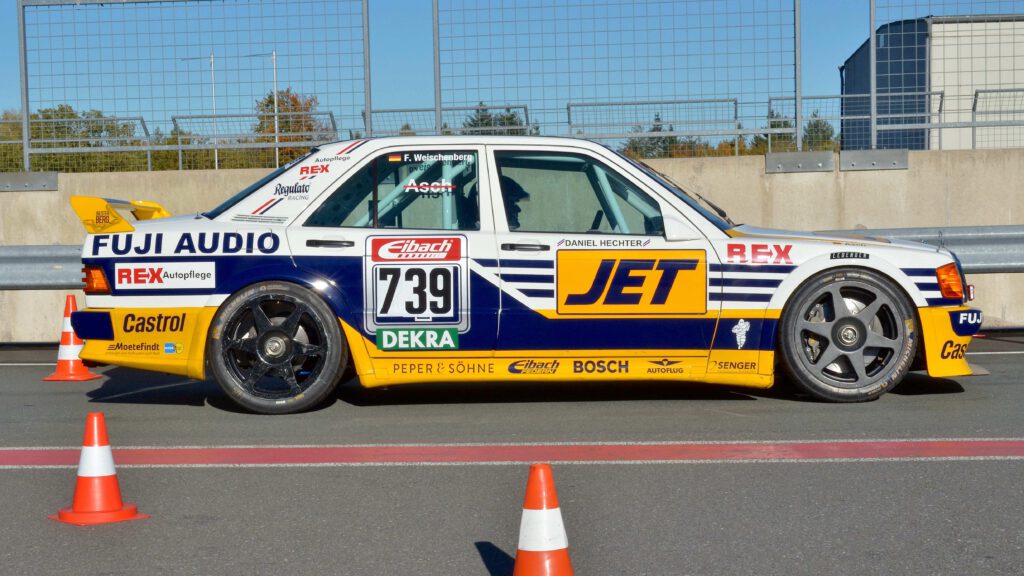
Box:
486;145;721;368
287;145;499;357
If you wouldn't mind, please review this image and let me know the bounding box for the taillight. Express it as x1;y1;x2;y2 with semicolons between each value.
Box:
936;262;964;300
82;266;111;295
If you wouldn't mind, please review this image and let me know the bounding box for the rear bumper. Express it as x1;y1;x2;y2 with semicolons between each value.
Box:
918;306;982;378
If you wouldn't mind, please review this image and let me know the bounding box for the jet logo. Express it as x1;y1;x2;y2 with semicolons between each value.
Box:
557;250;707;315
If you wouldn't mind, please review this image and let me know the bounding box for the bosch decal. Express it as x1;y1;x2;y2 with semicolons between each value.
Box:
573;360;628;374
726;244;793;264
114;262;216;289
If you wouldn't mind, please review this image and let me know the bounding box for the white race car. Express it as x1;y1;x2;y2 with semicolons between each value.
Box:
70;136;981;413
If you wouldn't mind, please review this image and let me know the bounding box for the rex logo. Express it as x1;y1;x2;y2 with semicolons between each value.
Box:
556;250;707;315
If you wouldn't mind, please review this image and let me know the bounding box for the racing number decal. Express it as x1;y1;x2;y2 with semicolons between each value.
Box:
364;236;468;332
556;249;707;315
374;265;458;322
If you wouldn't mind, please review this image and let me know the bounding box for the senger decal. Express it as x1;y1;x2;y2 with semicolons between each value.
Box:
557;250;707;315
91;232;281;256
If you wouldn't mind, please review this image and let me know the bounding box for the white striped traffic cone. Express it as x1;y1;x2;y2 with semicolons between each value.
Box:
513;463;574;576
43;294;101;382
50;412;148;525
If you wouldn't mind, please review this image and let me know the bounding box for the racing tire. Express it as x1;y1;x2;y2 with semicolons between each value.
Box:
778;268;917;402
207;281;347;414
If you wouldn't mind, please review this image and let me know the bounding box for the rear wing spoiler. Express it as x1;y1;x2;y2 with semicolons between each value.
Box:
70;196;171;234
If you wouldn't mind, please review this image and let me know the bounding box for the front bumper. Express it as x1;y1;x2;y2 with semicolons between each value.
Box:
918;306;982;378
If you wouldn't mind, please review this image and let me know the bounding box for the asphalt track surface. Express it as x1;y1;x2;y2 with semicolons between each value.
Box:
1;334;1022;575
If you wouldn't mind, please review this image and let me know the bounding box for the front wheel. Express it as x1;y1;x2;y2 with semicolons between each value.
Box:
778;268;917;402
207;281;347;414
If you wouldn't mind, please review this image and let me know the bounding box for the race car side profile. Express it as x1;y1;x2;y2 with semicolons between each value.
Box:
70;136;982;414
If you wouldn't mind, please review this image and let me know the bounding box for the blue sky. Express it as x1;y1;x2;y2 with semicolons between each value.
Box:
0;0;870;117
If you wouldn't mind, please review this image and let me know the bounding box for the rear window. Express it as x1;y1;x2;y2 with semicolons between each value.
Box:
204;149;316;219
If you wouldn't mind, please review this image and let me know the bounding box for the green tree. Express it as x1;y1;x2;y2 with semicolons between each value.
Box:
622;113;682;158
802;111;836;152
254;88;332;164
749;109;796;155
462;103;530;136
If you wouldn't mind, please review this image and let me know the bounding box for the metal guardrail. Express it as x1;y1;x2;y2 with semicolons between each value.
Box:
1;226;1020;290
0;245;82;289
818;225;1024;274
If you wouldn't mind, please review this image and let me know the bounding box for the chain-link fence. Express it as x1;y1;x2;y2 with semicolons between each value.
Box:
7;0;1024;172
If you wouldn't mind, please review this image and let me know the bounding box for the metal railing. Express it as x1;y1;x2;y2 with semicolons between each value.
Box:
3;226;1020;290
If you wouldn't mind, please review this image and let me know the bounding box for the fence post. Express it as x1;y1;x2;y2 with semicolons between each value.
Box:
18;0;31;171
869;0;877;150
362;0;373;137
794;0;802;152
433;0;443;135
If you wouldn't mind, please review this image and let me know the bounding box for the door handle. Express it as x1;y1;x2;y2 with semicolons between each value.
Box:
306;239;355;248
501;243;549;252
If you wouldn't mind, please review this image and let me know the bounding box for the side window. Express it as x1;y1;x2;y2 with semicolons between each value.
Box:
494;151;663;235
305;150;479;230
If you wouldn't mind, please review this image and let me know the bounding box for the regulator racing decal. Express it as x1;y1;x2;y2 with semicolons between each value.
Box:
363;236;470;336
114;262;216;289
556;249;707;316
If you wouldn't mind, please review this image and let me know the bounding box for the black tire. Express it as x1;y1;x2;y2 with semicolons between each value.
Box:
778;268;917;402
207;281;347;414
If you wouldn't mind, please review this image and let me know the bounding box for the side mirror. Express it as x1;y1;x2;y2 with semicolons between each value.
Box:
662;213;700;242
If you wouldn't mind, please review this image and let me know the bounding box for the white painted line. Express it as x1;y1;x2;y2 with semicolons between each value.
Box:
967;351;1024;356
0;363;55;366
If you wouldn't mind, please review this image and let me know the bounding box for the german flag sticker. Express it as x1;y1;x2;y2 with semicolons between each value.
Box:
388;154;403;162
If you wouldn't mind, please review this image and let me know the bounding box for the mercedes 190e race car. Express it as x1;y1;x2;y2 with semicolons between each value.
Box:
70;136;982;413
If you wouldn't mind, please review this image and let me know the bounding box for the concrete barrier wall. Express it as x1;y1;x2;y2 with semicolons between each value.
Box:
1;149;1021;342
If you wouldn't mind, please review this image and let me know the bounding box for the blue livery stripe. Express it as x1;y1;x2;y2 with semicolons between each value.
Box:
915;282;941;292
902;268;936;277
499;273;554;284
70;311;114;340
710;263;796;274
710;293;773;302
927;297;964;306
710;278;781;288
519;289;554;298
475;259;555;269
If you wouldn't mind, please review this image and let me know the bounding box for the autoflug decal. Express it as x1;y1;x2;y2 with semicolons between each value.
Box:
556;249;707;316
363;235;471;343
89;231;283;257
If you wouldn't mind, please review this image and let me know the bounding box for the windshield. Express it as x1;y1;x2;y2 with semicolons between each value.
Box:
203;148;317;219
612;150;735;231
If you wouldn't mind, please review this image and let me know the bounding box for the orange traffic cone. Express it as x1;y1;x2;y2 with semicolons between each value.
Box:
50;412;149;525
513;463;574;576
43;295;101;382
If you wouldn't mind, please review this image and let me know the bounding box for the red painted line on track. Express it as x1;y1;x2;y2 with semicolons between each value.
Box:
3;440;1024;468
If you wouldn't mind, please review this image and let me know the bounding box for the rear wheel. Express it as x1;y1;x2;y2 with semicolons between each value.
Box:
208;282;346;414
779;268;916;402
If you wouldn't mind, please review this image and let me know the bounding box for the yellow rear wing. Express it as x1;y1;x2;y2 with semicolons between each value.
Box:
70;196;172;234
